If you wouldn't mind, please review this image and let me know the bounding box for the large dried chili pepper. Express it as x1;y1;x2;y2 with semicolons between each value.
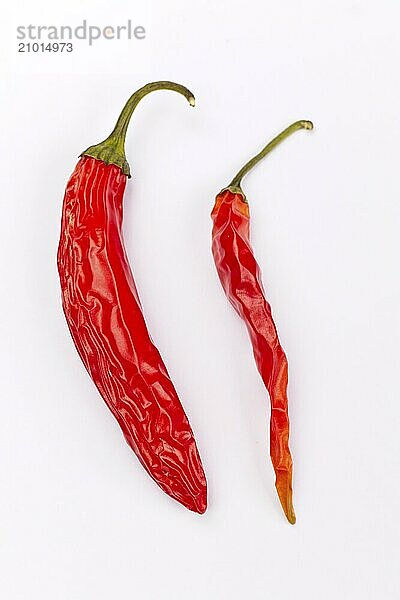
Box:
211;120;313;523
57;82;207;513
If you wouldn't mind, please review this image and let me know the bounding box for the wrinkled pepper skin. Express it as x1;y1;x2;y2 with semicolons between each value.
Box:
211;189;295;523
58;155;207;513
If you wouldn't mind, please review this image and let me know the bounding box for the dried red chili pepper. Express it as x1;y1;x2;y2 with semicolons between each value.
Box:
57;82;207;513
211;120;313;523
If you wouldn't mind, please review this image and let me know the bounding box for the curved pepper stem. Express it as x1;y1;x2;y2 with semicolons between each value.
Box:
228;120;313;193
81;81;195;177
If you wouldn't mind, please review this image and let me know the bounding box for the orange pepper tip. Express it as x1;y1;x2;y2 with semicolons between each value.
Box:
275;471;296;525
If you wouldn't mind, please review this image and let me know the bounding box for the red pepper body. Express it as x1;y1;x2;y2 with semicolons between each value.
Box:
211;189;295;523
58;156;207;513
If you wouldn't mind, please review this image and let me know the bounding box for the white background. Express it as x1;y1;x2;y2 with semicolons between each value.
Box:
1;1;399;598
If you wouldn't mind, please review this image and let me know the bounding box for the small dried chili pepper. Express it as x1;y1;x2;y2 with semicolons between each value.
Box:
211;120;313;523
57;82;207;513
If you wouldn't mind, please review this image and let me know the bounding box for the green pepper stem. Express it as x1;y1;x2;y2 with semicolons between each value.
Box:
81;81;195;177
228;120;313;190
